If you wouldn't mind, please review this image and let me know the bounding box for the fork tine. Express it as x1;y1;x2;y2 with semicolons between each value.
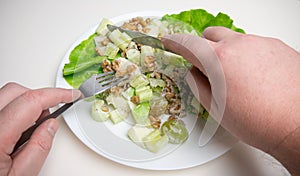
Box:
95;76;127;94
97;74;115;83
99;77;118;86
96;71;115;78
102;76;128;88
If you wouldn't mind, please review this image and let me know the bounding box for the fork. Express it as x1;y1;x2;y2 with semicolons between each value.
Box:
12;71;127;154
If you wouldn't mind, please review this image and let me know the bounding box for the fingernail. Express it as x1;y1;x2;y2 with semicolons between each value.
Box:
47;119;58;137
71;89;82;101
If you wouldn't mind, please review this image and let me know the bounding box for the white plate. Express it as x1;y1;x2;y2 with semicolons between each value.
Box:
55;11;238;170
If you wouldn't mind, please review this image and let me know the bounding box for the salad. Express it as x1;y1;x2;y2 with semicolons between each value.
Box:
62;9;244;153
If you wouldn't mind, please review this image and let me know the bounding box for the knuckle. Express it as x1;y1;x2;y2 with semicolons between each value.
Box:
30;138;52;153
22;90;41;103
37;139;52;152
21;90;44;110
215;44;232;60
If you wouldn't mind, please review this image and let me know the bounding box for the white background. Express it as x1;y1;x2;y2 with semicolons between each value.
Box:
1;0;299;175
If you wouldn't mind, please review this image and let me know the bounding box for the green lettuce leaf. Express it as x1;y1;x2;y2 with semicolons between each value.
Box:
63;55;106;76
63;33;103;88
162;9;245;35
63;64;102;89
69;33;98;63
208;13;245;33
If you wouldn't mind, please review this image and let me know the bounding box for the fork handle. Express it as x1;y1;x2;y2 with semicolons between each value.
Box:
11;102;74;155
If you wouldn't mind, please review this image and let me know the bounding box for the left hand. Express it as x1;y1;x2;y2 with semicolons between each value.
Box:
0;82;81;176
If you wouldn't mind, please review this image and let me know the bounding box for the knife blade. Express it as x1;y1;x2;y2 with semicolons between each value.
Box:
107;24;164;50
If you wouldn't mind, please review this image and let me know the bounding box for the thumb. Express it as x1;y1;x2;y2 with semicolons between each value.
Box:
11;119;59;176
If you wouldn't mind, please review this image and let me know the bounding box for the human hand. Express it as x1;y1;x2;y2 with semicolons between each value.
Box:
162;27;300;175
0;82;81;176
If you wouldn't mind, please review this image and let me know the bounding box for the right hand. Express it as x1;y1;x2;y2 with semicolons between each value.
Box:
162;27;300;175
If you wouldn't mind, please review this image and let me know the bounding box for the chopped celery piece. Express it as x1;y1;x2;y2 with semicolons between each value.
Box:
146;19;169;37
161;64;176;77
161;118;188;144
141;45;156;71
122;87;135;100
127;100;136;111
202;110;210;120
190;97;205;115
149;78;166;88
126;48;141;65
141;45;155;56
109;109;125;124
128;125;154;148
95;46;106;56
91;100;110;122
96;18;113;36
143;130;169;153
129;74;149;88
161;50;187;67
94;35;108;47
115;58;141;78
150;96;168;117
135;86;150;95
152;87;163;95
104;42;119;59
108;29;132;50
136;87;153;103
106;94;130;114
132;102;151;125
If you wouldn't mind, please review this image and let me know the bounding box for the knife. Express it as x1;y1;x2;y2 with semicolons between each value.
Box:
107;24;164;50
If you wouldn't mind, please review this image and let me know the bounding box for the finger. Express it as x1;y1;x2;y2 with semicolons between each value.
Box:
186;67;212;111
0;82;28;110
0;88;81;153
11;119;58;176
162;34;227;120
202;26;238;42
161;34;217;76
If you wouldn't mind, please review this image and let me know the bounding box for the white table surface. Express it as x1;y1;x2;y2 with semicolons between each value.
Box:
1;0;299;175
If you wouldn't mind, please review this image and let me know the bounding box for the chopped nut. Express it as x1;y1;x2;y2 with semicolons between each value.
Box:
121;17;151;33
169;103;181;115
145;18;151;23
144;56;155;64
102;60;113;72
111;60;120;71
140;20;147;27
152;122;161;129
126;65;136;74
131;96;140;104
103;67;113;72
165;92;175;100
116;70;127;77
122;22;137;31
149;115;161;129
95;47;104;56
168;115;177;121
101;38;110;46
142;27;151;33
110;86;123;95
101;105;109;112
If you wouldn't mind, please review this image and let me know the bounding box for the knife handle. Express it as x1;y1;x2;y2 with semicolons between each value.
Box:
11;102;74;155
